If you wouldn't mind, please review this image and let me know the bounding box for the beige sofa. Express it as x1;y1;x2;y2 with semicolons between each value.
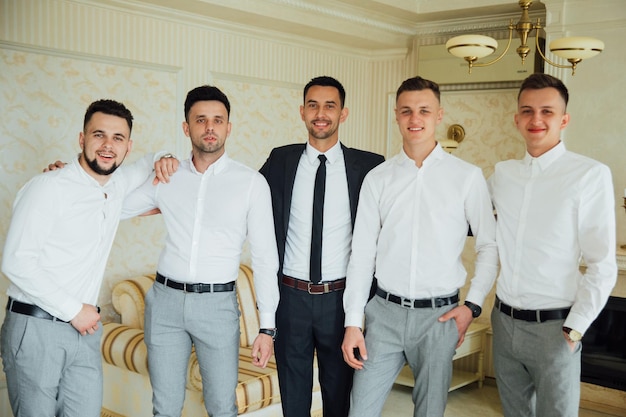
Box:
100;265;322;417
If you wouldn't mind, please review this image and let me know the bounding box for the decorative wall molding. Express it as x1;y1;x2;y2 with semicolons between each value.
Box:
212;72;303;91
0;40;182;74
412;10;544;37
78;0;410;57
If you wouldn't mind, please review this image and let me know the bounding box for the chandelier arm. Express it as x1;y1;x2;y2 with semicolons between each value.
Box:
534;32;573;70
472;25;515;68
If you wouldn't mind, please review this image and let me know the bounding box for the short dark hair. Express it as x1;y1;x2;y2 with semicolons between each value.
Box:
84;99;133;132
518;73;569;107
396;76;441;103
303;76;346;108
184;85;231;122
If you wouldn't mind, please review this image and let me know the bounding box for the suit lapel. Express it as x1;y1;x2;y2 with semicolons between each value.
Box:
342;145;361;228
283;146;304;237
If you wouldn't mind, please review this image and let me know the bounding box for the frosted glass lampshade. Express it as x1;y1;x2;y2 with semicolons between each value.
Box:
446;35;498;59
549;37;604;60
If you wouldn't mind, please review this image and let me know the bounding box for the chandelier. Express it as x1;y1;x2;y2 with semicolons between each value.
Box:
445;0;604;75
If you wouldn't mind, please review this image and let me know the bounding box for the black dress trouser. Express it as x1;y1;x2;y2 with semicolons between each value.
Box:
275;284;353;417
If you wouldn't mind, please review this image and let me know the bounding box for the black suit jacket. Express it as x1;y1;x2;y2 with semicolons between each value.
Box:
260;143;384;277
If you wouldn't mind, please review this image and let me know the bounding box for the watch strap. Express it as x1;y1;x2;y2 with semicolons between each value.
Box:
259;328;277;340
464;301;482;318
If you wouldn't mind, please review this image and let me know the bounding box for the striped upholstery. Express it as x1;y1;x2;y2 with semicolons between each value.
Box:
102;265;283;414
101;323;148;375
111;274;155;329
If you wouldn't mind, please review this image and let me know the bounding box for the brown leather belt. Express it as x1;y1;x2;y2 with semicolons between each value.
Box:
281;275;345;295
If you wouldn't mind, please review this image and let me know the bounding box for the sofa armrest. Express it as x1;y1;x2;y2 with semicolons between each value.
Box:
101;323;149;376
111;274;156;329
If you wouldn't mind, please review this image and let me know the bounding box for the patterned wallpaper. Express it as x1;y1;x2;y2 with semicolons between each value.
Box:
0;46;311;322
215;76;305;171
441;89;525;177
0;46;178;322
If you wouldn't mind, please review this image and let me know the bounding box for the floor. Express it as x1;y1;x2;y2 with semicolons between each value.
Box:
382;379;614;417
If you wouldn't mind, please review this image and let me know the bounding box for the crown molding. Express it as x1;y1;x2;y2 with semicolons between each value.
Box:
66;0;414;60
267;0;417;35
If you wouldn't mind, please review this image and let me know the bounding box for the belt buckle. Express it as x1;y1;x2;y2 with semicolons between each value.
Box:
308;282;328;295
401;298;414;309
184;282;202;293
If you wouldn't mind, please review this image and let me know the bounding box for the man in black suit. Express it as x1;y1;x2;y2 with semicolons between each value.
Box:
260;76;384;417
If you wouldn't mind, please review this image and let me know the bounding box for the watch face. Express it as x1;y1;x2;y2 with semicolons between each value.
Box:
465;301;481;318
569;329;582;342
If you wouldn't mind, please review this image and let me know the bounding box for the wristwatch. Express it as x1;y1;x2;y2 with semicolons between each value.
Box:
464;301;482;318
563;327;582;342
259;328;277;341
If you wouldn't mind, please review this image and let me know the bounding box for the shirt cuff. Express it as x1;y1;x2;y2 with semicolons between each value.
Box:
258;312;276;329
344;311;364;328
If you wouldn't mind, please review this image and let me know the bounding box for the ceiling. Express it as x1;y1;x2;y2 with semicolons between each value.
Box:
103;0;544;52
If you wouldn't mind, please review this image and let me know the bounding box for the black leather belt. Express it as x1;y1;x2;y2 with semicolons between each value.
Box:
156;272;235;293
376;288;459;309
281;275;346;294
495;296;570;323
7;297;69;322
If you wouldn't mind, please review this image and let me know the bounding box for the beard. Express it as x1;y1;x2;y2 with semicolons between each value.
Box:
83;151;121;176
192;134;224;155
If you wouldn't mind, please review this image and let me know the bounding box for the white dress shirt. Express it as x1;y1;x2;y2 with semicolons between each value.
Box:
344;145;498;327
283;141;352;282
489;141;616;333
2;153;158;321
122;152;280;328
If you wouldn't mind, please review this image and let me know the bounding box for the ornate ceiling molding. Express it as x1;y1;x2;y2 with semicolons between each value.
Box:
267;0;417;35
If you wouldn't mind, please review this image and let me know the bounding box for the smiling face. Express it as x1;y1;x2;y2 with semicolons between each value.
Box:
79;111;132;184
183;100;231;160
395;88;443;150
515;87;570;157
300;85;348;151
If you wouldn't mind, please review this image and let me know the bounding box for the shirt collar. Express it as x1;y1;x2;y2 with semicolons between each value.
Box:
397;143;445;168
305;140;342;165
189;151;230;175
523;141;566;171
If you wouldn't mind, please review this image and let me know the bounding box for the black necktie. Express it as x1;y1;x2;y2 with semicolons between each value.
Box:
310;154;327;284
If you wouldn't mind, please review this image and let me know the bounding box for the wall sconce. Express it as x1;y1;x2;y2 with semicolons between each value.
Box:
439;124;465;153
445;0;604;75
